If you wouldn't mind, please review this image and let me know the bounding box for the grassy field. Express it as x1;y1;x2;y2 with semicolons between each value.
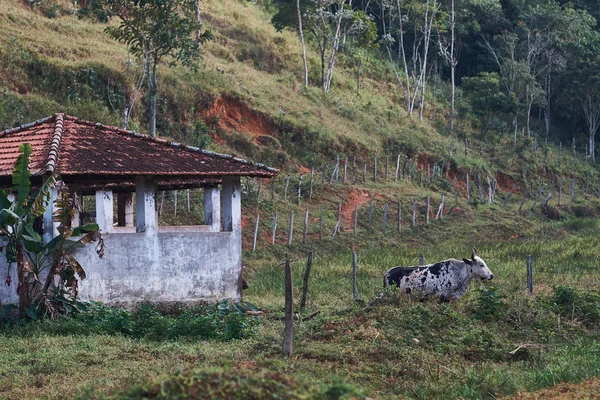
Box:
1;1;600;399
2;205;600;399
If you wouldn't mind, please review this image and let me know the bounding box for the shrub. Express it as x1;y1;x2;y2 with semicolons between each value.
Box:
471;287;507;321
551;286;600;327
2;301;260;341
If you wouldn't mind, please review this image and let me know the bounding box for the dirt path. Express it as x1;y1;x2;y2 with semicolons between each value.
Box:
507;376;600;399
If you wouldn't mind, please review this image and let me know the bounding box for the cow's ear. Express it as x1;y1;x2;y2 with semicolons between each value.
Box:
463;258;472;265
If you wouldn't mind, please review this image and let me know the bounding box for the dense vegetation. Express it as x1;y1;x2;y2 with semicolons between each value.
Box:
2;0;600;399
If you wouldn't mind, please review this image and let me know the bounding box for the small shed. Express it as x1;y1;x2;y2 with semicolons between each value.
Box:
0;114;277;305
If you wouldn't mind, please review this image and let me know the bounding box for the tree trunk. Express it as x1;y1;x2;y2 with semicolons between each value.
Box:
296;0;309;87
449;0;455;132
195;0;202;42
323;0;347;94
17;243;27;313
146;49;157;137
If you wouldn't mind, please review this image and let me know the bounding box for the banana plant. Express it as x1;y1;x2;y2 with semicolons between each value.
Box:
0;144;103;317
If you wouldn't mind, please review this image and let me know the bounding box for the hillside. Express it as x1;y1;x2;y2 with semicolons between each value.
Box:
3;1;600;399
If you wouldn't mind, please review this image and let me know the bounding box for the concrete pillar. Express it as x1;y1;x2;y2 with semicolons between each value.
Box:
222;176;241;232
136;176;157;234
117;192;134;227
95;190;113;233
70;190;82;228
42;187;59;243
203;186;221;232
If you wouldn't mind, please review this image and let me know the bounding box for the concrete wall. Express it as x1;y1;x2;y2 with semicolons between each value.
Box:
76;231;242;304
0;230;242;305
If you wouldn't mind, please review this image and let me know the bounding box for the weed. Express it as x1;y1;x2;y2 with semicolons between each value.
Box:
472;287;507;321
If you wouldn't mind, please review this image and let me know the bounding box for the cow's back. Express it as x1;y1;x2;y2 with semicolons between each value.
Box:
383;266;419;287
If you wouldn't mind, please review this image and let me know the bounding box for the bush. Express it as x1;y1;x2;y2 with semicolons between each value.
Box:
2;301;260;341
551;286;600;327
471;287;507;321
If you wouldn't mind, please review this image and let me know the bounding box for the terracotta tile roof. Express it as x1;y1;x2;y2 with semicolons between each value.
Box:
0;114;278;180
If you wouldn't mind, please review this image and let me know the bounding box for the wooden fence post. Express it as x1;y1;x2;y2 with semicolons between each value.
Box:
256;180;262;204
271;178;276;203
159;191;165;216
395;154;401;182
331;202;342;236
344;157;348;184
518;188;530;213
297;174;303;205
412;198;417;228
558;179;562;206
287;211;294;245
397;201;401;232
330;156;339;184
382;203;389;234
385;155;389;181
283;260;294;357
303;208;309;243
352;251;359;301
530;186;544;211
173;190;178;217
426;196;430;225
319;206;323;240
585;174;589;196
271;212;277;245
540;192;552;208
504;184;516;207
477;173;484;204
363;164;367;184
309;168;314;199
252;214;260;251
300;251;313;312
419;253;424;266
453;176;458;206
487;176;492;203
284;174;290;202
353;203;358;235
368;201;374;229
187;189;191;212
526;255;533;295
373;155;377;182
466;173;471;203
435;192;445;220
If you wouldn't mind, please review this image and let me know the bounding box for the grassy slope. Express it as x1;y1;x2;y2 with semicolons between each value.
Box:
1;1;600;399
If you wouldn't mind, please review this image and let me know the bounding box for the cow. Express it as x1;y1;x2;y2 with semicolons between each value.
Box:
383;248;493;301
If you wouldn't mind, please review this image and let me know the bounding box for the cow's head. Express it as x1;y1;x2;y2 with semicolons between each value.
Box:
463;248;494;280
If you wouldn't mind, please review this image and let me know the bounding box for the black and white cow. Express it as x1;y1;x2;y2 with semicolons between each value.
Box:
383;248;493;301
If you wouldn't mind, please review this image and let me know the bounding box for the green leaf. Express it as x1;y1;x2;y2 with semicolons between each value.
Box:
72;224;100;236
25;305;39;320
23;238;43;254
0;191;12;210
12;143;32;210
24;224;42;243
46;235;63;252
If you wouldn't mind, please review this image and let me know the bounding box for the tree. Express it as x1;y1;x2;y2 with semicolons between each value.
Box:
345;10;377;96
0;144;104;316
462;72;517;140
380;0;440;118
103;0;212;137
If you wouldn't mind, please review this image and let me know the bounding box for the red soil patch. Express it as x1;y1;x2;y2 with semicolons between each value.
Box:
202;95;277;145
508;376;600;399
341;189;374;230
